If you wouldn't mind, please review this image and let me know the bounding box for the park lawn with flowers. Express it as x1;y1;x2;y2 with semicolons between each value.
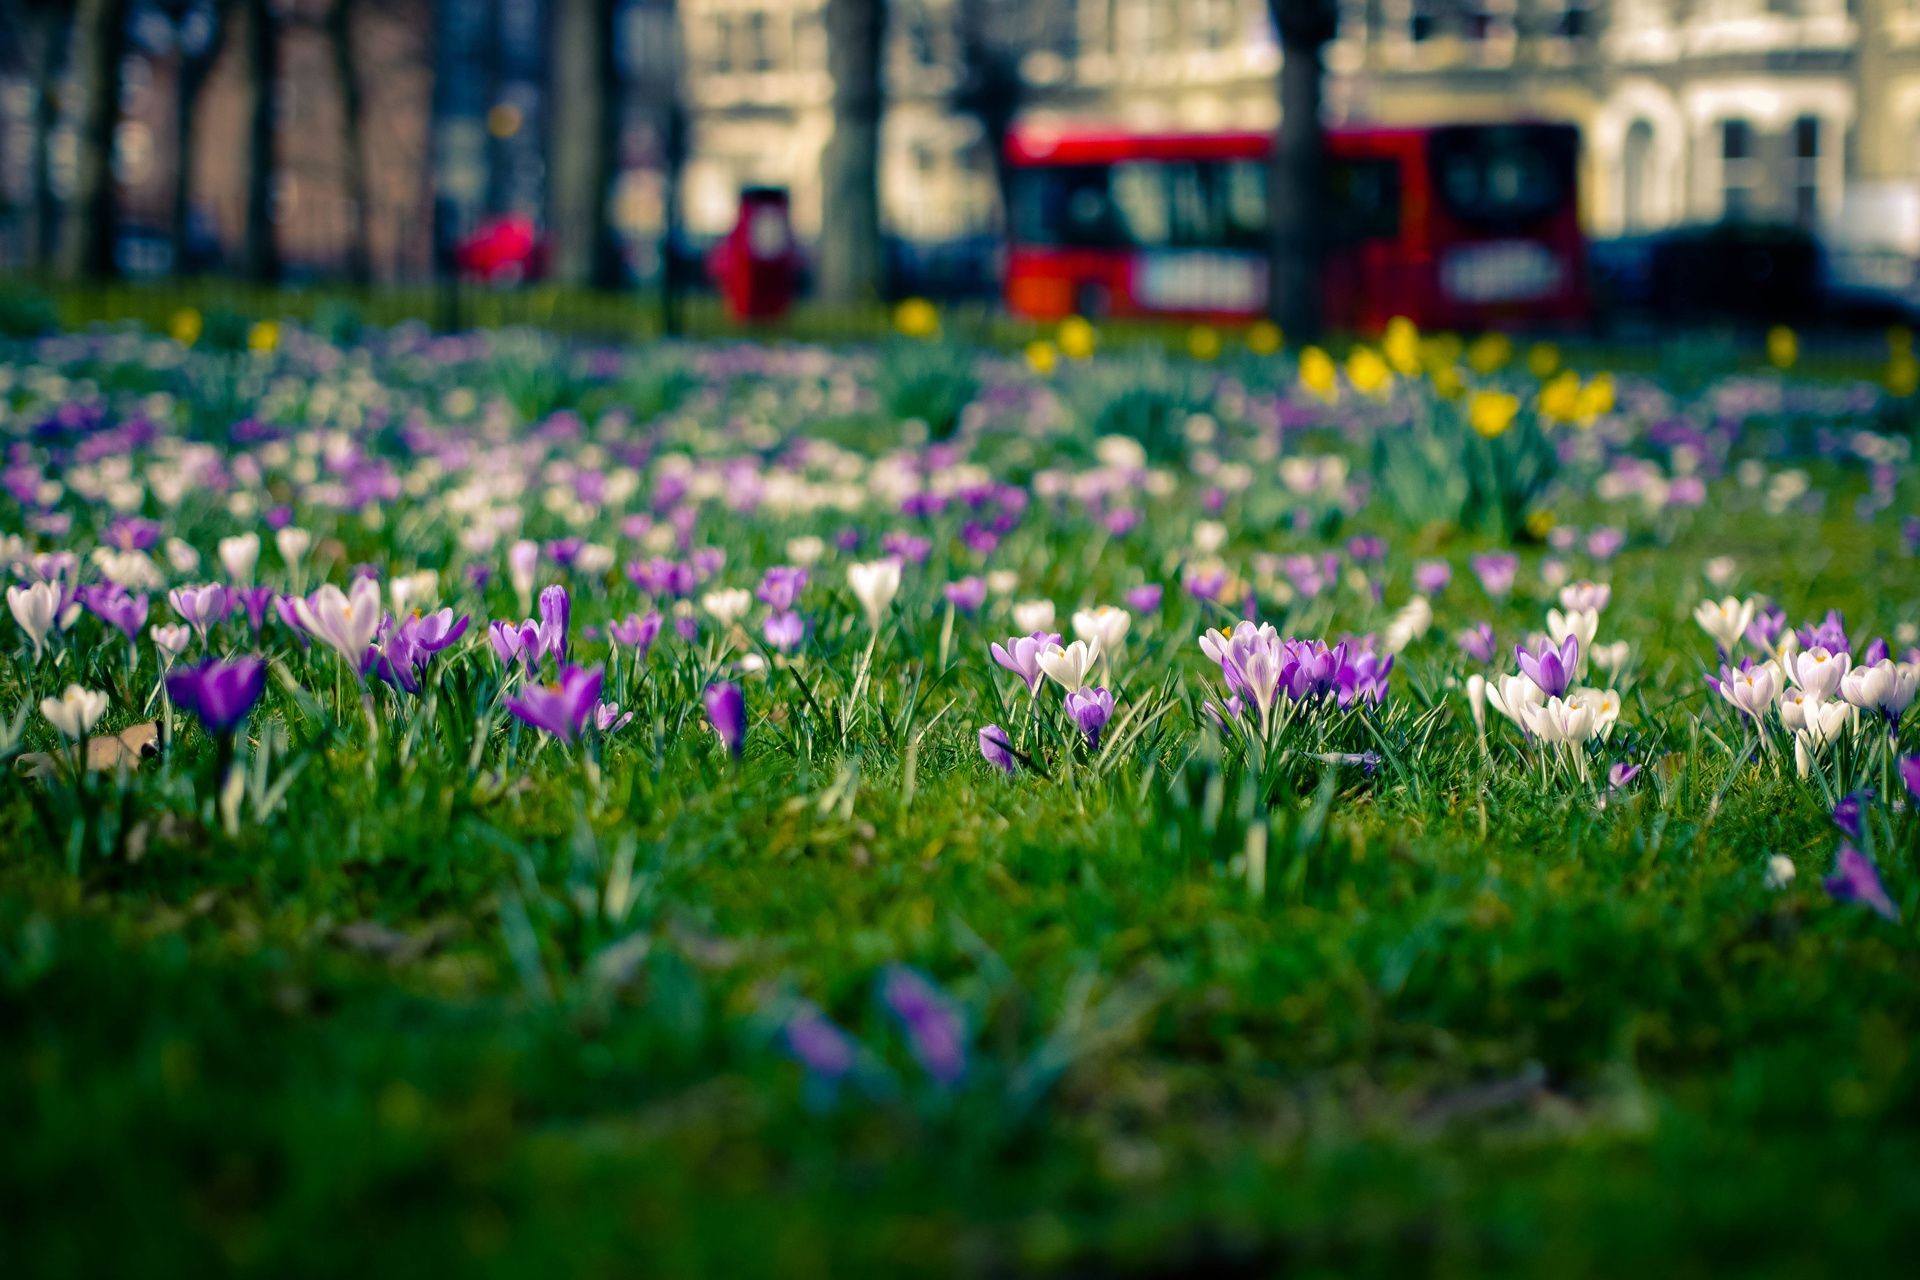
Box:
3;311;1920;1276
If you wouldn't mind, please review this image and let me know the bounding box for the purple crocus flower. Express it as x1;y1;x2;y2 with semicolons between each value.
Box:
537;584;571;661
978;724;1016;777
81;585;149;643
166;656;267;738
1347;535;1386;564
1586;526;1625;561
230;585;274;633
881;531;932;564
1065;686;1114;749
593;700;633;734
1825;844;1900;922
1862;637;1890;666
504;664;604;743
704;681;746;758
989;632;1059;695
169;583;228;641
1608;761;1641;789
1471;553;1519;599
1456;622;1497;664
1833;791;1872;840
1413;559;1452;596
489;618;543;671
1900;755;1920;803
763;610;806;652
1795;609;1849;657
1745;604;1786;650
757;565;809;612
943;576;988;615
608;610;663;659
1516;633;1580;698
410;607;470;653
1124;583;1163;614
879;965;967;1086
782;1002;858;1084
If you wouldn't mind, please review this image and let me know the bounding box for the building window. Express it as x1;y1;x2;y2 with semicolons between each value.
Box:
706;14;736;75
1409;0;1441;42
1720;118;1757;221
1194;0;1237;50
1623;119;1655;232
1792;115;1821;226
1547;0;1596;38
743;12;773;73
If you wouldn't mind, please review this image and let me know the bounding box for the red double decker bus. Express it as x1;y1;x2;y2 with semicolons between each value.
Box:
1003;122;1588;332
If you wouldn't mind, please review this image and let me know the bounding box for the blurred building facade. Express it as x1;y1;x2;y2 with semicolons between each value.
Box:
678;0;1920;266
4;0;1920;280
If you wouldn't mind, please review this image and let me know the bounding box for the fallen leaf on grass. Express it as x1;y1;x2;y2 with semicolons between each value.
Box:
15;722;161;780
334;920;454;966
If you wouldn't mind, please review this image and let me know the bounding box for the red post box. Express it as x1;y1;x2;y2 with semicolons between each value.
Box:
708;186;799;321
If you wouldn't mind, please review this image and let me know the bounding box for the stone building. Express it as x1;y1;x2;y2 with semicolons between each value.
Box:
677;0;1920;270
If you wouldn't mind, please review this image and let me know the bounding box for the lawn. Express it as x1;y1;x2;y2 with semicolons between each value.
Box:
2;314;1918;1276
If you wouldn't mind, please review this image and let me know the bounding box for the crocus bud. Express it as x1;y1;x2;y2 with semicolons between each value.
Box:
704;682;746;759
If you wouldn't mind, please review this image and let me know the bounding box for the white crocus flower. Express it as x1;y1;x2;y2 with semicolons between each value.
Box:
1717;660;1782;718
292;577;383;665
1521;695;1596;745
1037;638;1100;695
8;581;60;658
984;570;1019;596
150;624;192;665
1693;596;1754;653
41;684;108;740
1486;672;1544;729
1790;697;1851;749
1191;520;1227;554
1765;855;1796;889
847;558;902;630
1791;645;1850;701
1839;660;1895;714
1546;607;1598;673
1465;673;1488;739
219;532;261;584
1072;605;1131;654
1382;596;1433;655
701;587;753;628
1012;599;1056;634
1590;640;1630;675
1569;687;1622;741
785;535;826;567
1888;662;1919;720
275;525;312;568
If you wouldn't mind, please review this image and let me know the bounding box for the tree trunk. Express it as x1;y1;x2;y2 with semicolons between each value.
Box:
242;0;279;283
818;0;886;305
328;0;371;283
549;0;622;288
56;0;131;282
25;7;71;272
953;0;1022;237
1266;0;1336;339
171;7;229;278
647;0;688;334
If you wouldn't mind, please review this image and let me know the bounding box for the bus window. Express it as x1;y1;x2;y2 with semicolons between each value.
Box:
1429;126;1574;227
1111;164;1173;246
1011;165;1126;248
1328;158;1402;243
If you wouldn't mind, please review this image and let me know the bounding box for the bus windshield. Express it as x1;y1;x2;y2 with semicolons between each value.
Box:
1011;160;1268;250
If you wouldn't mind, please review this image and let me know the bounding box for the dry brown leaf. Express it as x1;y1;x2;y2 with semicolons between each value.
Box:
15;722;162;780
335;920;452;965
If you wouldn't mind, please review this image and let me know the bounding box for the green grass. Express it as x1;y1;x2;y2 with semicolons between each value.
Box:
1;321;1917;1275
